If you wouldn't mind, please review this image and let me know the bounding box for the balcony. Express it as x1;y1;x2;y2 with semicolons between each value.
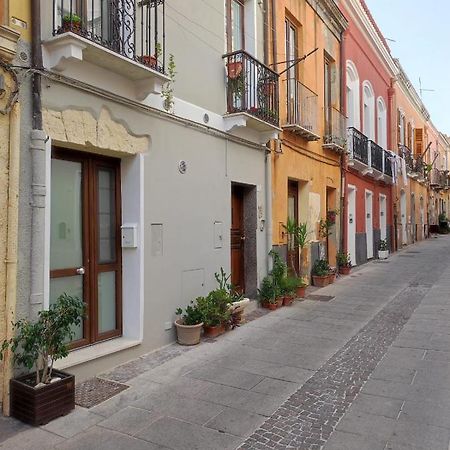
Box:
323;107;346;153
282;79;319;141
399;145;425;180
348;127;393;182
45;0;170;99
223;50;280;134
430;168;448;190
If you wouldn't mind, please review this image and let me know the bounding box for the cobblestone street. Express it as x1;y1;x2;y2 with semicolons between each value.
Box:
2;236;450;449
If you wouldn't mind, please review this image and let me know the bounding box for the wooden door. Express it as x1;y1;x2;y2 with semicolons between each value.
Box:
287;181;299;275
50;148;122;348
231;185;245;292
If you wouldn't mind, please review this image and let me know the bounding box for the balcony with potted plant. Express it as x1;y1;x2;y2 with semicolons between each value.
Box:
222;50;280;136
44;0;170;99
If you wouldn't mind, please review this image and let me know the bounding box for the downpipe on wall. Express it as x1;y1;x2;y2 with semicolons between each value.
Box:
265;143;273;274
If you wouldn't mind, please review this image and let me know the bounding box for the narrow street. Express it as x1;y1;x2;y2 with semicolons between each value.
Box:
1;236;450;449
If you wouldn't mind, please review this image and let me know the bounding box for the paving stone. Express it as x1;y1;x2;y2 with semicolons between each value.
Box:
0;416;30;444
388;420;450;449
251;377;299;397
370;365;417;384
348;393;404;419
41;406;103;438
323;430;386;450
0;427;65;450
57;426;166;450
336;411;397;441
98;406;162;435
205;407;267;437
399;399;450;429
131;391;225;425
136;416;243;449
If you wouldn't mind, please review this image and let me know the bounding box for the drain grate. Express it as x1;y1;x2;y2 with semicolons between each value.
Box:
406;251;421;254
306;295;335;302
374;260;390;264
399;254;415;257
75;377;128;408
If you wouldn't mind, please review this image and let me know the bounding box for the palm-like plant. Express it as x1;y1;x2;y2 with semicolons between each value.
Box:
283;218;311;279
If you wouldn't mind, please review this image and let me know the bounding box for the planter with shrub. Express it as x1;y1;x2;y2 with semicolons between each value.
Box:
197;289;231;338
378;239;389;260
337;252;352;275
312;259;330;287
175;300;204;345
258;275;278;310
60;14;82;34
1;294;85;426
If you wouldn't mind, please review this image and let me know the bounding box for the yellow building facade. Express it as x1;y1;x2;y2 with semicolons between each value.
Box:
269;0;347;275
0;0;31;414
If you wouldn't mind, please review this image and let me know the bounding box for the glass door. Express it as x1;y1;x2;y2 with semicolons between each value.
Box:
50;149;122;348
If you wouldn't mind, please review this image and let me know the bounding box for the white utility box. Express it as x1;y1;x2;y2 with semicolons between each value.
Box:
121;224;138;248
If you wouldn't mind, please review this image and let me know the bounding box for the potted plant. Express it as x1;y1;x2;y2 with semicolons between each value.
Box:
337;252;352;275
214;268;249;327
226;57;243;79
140;42;162;69
311;259;330;287
197;289;231;338
280;276;300;306
270;250;287;307
328;267;336;283
174;299;204;346
61;13;82;34
378;239;389;260
258;275;278;310
0;294;85;426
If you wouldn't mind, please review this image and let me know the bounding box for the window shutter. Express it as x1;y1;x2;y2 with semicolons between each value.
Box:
415;128;424;155
397;109;401;144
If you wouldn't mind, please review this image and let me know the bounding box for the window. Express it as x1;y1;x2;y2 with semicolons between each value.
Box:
324;55;333;133
376;97;387;149
285;19;298;120
227;0;244;52
362;81;375;140
346;61;360;130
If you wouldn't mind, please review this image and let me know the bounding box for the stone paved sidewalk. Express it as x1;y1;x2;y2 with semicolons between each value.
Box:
2;236;450;449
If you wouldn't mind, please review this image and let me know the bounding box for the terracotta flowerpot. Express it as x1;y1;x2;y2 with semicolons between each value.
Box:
312;275;329;287
10;370;75;426
226;61;242;79
61;21;82;34
174;319;203;346
203;323;226;338
283;296;294;306
276;297;283;308
268;302;277;311
339;266;351;275
140;55;158;69
296;285;307;298
328;272;336;284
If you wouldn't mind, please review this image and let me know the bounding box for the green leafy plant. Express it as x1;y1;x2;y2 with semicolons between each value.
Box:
214;267;243;303
312;258;330;277
258;275;278;304
379;239;388;251
197;289;231;327
228;72;245;100
175;299;203;326
162;54;176;112
439;212;447;222
283;219;311;280
336;252;352;268
62;13;81;24
269;250;287;289
0;294;85;386
319;217;334;239
280;276;302;296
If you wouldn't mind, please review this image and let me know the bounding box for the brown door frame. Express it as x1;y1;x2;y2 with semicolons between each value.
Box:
231;184;245;293
51;148;122;349
287;180;299;275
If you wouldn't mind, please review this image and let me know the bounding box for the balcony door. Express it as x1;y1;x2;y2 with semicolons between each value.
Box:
226;0;244;52
287;181;299;276
285;19;297;123
365;191;374;259
50;149;122;348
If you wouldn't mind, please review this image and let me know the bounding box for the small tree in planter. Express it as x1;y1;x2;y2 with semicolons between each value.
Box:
311;259;330;287
0;294;85;425
280;276;301;306
175;300;204;346
60;13;82;34
337;252;352;275
269;250;287;307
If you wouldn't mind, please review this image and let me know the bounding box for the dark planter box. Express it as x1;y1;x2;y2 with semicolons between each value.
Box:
10;369;75;426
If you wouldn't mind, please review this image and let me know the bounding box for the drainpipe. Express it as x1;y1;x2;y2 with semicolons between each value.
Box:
265;144;273;274
29;0;47;314
2;102;20;415
270;0;277;66
339;32;346;255
263;0;268;65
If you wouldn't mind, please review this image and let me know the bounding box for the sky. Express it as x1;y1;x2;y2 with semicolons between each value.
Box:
364;0;450;134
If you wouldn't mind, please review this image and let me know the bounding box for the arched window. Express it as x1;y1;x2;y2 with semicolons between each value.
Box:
377;97;387;149
362;81;375;140
346;61;360;130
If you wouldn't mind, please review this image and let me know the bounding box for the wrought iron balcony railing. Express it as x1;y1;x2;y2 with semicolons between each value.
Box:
384;152;393;178
323;107;346;151
347;127;368;164
399;144;414;173
370;140;384;173
283;79;319;140
430;168;448;188
53;0;166;73
223;50;279;127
